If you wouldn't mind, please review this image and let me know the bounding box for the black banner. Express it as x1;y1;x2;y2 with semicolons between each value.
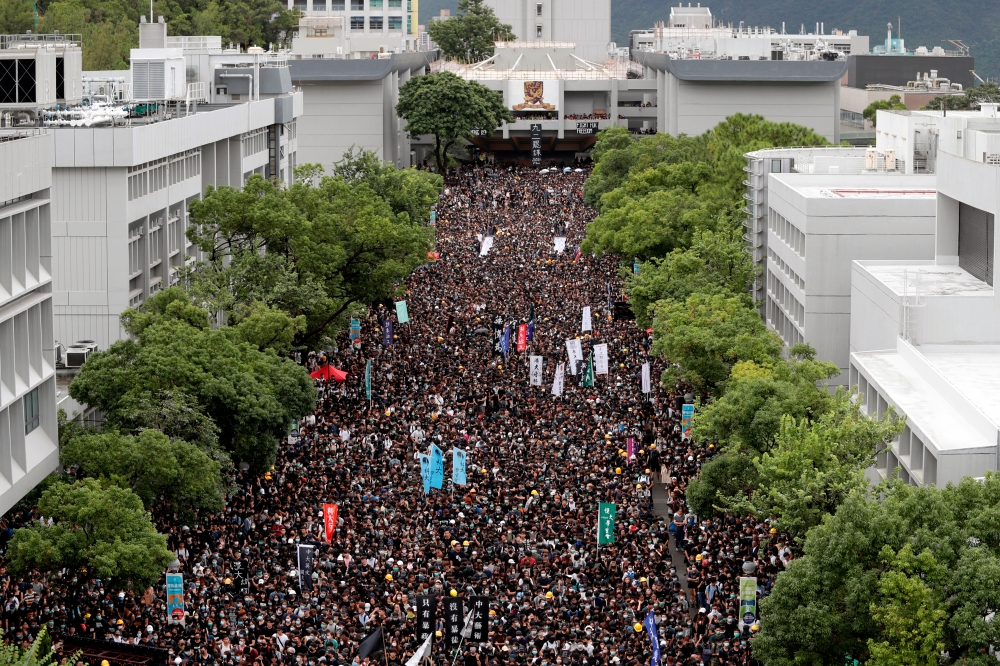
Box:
469;596;491;643
491;314;505;357
230;560;250;596
296;545;314;591
531;123;542;166
576;121;599;135
416;595;437;643
444;597;463;650
613;301;635;321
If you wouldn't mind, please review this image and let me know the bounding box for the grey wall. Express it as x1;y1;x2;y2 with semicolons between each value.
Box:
298;80;388;172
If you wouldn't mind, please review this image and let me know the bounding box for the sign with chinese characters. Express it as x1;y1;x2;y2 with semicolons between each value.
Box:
531;123;542;166
416;595;437;642
597;502;617;545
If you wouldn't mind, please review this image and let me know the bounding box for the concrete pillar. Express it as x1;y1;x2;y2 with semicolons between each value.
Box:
656;69;665;134
833;81;841;146
668;72;678;136
610;79;618;126
558;80;565;140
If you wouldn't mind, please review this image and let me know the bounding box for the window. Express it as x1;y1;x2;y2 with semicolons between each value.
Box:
536;24;543;38
351;0;364;9
388;15;402;29
536;2;543;16
56;57;64;99
388;0;402;7
407;14;412;33
370;0;382;6
370;15;383;29
313;0;327;8
407;0;412;9
294;0;307;9
959;201;995;285
24;388;39;434
331;0;345;8
350;15;365;29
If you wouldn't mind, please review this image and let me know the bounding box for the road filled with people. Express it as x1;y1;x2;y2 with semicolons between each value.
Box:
0;164;787;666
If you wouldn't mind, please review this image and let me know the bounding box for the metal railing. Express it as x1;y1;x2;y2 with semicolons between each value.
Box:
1;33;81;49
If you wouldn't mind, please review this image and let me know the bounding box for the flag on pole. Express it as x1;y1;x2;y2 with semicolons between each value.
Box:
469;597;491;643
460;610;475;639
453;448;467;485
405;632;433;666
501;324;512;358
349;318;361;346
597;502;617;545
627;436;636;464
529;355;543;386
323;503;338;543
356;627;384;661
573;245;582;263
593;343;608;375
582;306;592;332
296;544;315;591
382;319;393;346
526;305;535;342
395;300;410;324
364;359;372;401
643;609;661;666
551;362;565;397
491;314;505;357
430;444;444;489
582;351;594;388
416;596;437;642
566;339;583;375
516;323;528;352
641;362;651;394
418;454;432;494
682;404;695;440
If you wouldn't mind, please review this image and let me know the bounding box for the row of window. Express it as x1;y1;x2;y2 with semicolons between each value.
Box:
767;270;805;329
242;128;267;157
350;15;404;30
294;0;410;10
127;149;202;201
768;247;805;291
766;296;803;347
768;206;805;257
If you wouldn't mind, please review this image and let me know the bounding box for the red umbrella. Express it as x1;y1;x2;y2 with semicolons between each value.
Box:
310;365;348;383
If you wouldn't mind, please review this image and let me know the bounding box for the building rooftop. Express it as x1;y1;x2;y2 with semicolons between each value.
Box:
857;261;992;298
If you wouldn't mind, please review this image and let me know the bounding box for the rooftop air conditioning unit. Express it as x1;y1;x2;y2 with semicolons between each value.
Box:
75;339;99;353
64;347;90;367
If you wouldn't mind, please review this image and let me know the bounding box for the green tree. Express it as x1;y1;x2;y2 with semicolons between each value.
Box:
624;227;756;326
61;429;225;517
927;81;1000;111
396;71;512;173
81;20;136;70
0;627;79;666
685;451;756;518
692;347;839;454
650;292;783;394
863;94;908;128
69;292;316;472
331;147;444;225
0;0;33;34
725;397;902;541
426;0;514;63
40;0;89;35
6;479;173;593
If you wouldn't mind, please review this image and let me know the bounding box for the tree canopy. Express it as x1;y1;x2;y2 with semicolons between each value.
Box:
425;0;515;63
6;478;173;593
69;288;316;473
864;94;908;128
396;71;512;173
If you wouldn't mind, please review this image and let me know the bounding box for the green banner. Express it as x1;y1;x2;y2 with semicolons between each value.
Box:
395;300;409;324
583;351;594;388
739;577;757;625
597;502;616;545
365;359;372;401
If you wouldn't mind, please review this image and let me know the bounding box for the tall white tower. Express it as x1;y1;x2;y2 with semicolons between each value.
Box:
487;0;612;63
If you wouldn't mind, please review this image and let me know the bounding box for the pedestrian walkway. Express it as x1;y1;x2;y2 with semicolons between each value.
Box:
651;481;693;617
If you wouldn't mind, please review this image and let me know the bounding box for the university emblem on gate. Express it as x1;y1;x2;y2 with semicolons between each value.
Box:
513;81;556;110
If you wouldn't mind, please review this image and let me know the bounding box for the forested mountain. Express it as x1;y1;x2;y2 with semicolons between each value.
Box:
420;0;1000;78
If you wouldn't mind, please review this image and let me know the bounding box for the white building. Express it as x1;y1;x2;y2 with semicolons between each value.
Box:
283;0;419;53
0;129;59;516
487;0;611;64
850;140;1000;486
875;104;1000;175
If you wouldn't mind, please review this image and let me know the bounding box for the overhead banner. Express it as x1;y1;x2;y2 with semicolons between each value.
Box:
395;300;409;324
554;236;566;253
597;502;617;545
682;403;695;439
641;362;651;394
430;444;445;489
416;595;438;643
419;453;432;494
453;447;467;486
593;343;608;375
444;597;464;651
531;123;542;166
297;544;314;591
469;597;491;643
582;306;592;332
323;503;338;544
349;318;361;346
551;362;565;397
530;355;543;386
166;573;185;625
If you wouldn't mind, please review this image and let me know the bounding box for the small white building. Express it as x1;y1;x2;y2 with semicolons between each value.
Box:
875;105;1000;174
283;0;420;53
850;141;1000;486
0;129;59;516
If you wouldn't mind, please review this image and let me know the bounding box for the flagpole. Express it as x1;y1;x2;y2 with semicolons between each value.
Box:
382;627;390;666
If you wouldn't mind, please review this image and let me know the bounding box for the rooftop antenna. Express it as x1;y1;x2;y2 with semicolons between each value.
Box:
150;0;154;24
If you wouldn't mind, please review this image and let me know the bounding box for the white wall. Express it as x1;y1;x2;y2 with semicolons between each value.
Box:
298;80;388;173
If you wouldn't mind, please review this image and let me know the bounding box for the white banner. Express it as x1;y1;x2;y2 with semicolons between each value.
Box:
642;362;651;394
593;343;608;375
551;362;565;397
582;307;592;332
566;339;583;375
554;237;566;253
479;236;494;257
530;355;544;386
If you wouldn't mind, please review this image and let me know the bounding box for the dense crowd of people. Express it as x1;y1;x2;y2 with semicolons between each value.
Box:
0;164;789;666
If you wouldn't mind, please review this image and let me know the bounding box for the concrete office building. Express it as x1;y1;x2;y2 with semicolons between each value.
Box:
283;0;419;53
874;105;1000;175
849;138;1000;486
289;50;437;171
487;0;611;64
0;129;59;516
763;172;936;383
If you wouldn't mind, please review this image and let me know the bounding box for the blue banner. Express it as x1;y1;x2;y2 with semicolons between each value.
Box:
430;444;444;489
382;319;393;346
419;454;432;494
501;324;511;358
643;609;660;666
453;448;467;486
166;573;186;625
